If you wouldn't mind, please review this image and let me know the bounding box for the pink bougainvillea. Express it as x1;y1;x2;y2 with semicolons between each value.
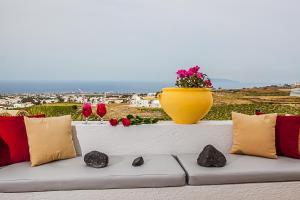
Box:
175;65;212;88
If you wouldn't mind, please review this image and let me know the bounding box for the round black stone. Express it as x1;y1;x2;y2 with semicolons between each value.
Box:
197;145;226;167
84;151;109;168
132;156;144;167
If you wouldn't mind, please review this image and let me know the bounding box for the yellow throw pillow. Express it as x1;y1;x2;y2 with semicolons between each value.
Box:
24;115;76;166
230;112;278;159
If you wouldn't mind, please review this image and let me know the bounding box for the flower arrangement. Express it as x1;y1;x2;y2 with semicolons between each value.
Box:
175;65;212;88
109;115;159;127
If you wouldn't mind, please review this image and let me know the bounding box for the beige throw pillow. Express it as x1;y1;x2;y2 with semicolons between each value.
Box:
24;115;76;166
230;112;278;159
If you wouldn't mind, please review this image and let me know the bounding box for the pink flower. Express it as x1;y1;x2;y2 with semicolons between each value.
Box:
186;70;194;76
204;79;212;87
185;65;200;77
188;65;200;73
194;65;200;70
176;69;188;78
196;72;204;79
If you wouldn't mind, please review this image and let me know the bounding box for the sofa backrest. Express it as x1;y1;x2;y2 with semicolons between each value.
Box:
72;121;233;156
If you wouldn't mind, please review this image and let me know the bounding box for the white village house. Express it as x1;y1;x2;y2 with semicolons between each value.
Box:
290;88;300;97
290;82;300;97
13;102;34;108
130;94;160;108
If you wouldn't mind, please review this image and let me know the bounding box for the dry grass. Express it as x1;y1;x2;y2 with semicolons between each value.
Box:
103;104;167;120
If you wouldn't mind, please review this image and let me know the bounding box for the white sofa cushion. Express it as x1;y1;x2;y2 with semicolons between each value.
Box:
177;153;300;185
0;155;186;192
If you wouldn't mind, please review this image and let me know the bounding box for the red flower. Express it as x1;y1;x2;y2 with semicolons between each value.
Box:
204;79;212;87
109;118;119;126
122;118;131;127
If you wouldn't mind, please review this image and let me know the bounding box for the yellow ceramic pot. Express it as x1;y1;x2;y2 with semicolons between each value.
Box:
158;87;213;124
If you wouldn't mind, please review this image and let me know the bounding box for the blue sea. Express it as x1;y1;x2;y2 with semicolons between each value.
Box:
0;80;276;94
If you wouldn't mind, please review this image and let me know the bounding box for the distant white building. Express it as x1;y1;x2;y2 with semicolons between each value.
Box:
130;94;161;108
75;96;84;103
44;99;59;104
24;102;34;107
290;88;300;97
13;102;34;108
63;96;69;102
13;103;25;108
149;99;160;108
0;99;7;105
130;95;149;107
147;93;156;97
290;83;300;97
89;97;99;104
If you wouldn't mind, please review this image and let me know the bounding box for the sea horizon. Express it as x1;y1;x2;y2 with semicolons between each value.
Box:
0;79;289;94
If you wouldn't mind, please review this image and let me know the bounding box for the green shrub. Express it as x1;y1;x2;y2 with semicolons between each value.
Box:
203;103;300;120
25;105;81;120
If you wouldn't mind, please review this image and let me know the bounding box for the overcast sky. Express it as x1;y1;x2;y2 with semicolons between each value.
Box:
0;0;299;83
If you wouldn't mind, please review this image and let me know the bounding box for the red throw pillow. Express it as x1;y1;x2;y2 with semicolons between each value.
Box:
0;114;46;167
255;111;300;158
0;137;10;166
0;116;29;166
276;116;300;158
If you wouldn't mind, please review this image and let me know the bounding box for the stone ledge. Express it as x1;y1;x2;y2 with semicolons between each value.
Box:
72;120;233;127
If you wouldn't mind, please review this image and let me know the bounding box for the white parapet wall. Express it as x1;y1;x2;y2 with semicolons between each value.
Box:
72;121;233;156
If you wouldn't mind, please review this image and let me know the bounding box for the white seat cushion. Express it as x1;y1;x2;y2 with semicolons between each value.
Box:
0;155;186;192
177;153;300;185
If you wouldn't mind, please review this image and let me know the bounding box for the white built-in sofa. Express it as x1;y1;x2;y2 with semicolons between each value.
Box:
1;121;300;200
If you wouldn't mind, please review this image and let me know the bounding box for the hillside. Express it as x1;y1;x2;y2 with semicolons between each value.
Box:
17;87;299;121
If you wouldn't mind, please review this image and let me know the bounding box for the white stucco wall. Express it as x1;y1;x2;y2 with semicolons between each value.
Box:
72;121;233;156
